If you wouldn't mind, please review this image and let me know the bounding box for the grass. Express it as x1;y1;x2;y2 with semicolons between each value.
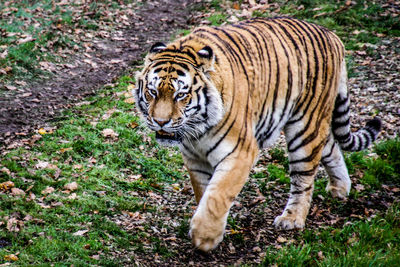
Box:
0;75;185;265
262;204;400;267
344;137;400;189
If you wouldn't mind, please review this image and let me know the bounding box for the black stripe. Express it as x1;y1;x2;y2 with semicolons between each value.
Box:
289;140;325;164
190;169;212;177
291;185;313;195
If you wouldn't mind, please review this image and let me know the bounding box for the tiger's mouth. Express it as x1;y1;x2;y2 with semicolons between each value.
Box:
155;130;182;142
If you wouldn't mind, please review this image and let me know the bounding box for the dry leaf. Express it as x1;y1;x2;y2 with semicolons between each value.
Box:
11;188;25;196
73;164;83;170
0;49;8;59
72;229;89;236
102;128;118;138
41;186;55;195
3;254;18;261
68;193;77;199
60;147;73;153
27;192;36;201
232;2;240;10
17;35;34;45
6;218;23;232
101;108;116;120
1;167;11;176
0;181;15;192
64;182;78;192
124;97;135;104
38;128;47;135
128;121;139;129
354;184;365;192
277;236;287;243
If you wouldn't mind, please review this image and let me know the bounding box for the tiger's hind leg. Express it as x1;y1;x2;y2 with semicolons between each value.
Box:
274;121;329;230
321;133;351;199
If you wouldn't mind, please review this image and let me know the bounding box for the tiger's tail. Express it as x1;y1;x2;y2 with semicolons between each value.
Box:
332;62;382;152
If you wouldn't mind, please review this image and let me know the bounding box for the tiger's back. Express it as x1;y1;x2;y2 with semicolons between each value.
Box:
186;17;345;149
134;17;381;252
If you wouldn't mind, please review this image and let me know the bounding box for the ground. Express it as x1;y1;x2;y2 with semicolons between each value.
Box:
0;0;194;144
0;0;399;266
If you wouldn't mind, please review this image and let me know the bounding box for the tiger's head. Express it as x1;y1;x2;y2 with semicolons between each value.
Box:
134;41;224;146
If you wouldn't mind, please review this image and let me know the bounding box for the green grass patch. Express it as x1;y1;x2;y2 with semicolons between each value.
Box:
262;204;400;266
0;75;184;265
345;138;400;189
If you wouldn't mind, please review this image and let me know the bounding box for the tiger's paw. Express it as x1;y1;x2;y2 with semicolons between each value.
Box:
189;212;225;252
326;183;350;200
273;212;305;230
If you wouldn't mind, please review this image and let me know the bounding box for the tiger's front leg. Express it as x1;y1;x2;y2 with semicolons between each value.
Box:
188;140;258;252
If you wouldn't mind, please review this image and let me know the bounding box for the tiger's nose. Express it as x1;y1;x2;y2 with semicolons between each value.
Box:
153;118;170;127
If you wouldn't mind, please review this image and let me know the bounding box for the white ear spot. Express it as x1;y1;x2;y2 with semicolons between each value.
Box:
150;42;167;53
197;46;213;59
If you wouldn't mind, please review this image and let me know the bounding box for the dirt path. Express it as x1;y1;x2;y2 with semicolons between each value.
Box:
0;0;195;145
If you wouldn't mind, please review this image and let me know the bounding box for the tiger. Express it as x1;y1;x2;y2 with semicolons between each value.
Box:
133;17;381;252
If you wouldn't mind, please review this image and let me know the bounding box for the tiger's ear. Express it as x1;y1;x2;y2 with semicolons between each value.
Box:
150;42;167;53
145;42;167;64
197;46;215;72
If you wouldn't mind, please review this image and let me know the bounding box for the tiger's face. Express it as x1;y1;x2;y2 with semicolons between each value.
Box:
134;42;224;146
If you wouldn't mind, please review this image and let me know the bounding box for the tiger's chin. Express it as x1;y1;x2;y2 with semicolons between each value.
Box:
155;130;182;146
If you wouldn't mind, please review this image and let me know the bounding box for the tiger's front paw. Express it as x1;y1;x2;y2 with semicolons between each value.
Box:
274;212;306;230
189;211;226;252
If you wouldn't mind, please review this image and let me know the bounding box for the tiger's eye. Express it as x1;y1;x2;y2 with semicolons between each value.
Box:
177;93;185;98
149;89;157;96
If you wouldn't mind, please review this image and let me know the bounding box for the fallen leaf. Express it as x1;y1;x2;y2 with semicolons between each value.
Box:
127;84;135;91
72;229;88;236
128;121;138;129
1;167;11;176
0;181;15;192
68;193;77;199
27;192;36;201
11;188;25;196
354;184;365;192
73;164;83;170
124;97;135;104
277;236;287;243
51;201;63;207
7;218;23;232
41;186;55;195
35;161;57;170
233;2;240;10
64;182;78;192
17;35;34;45
3;254;18;261
101;108;116;120
4;84;16;90
60;147;73;153
102;128;118;138
0;49;8;59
